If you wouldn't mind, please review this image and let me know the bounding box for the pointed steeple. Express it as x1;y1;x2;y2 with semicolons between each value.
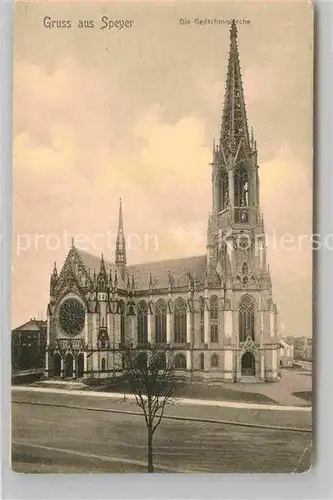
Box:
220;19;250;154
50;261;58;296
100;254;105;273
115;198;126;279
97;254;108;292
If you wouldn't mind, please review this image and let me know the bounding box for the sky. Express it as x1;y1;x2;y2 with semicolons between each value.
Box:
13;1;313;336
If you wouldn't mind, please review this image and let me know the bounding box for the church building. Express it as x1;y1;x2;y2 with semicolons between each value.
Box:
45;20;280;383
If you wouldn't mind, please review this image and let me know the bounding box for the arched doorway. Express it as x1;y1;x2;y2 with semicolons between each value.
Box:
52;353;61;378
77;353;84;378
65;353;73;378
241;351;255;376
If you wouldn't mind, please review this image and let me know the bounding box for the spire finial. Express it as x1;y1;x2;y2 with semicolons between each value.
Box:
230;19;237;40
71;237;75;248
100;253;106;274
50;261;58;290
220;18;250;153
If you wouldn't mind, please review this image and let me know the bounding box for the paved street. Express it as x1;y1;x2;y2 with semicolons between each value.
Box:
12;390;312;473
229;368;312;406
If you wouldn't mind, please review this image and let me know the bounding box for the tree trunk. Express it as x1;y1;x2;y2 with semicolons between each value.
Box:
147;425;154;473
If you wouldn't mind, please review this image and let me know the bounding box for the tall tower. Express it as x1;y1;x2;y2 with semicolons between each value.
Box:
208;20;265;275
115;198;127;280
207;20;278;382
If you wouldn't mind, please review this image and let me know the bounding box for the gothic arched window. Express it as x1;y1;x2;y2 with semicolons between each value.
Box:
174;298;187;344
234;167;249;222
211;353;219;368
101;358;106;372
155;299;167;344
98;329;109;349
210;295;219;343
137;300;148;344
200;352;204;370
174;353;186;370
220;170;229;211
199;297;205;344
118;300;126;344
239;295;255;342
157;352;166;370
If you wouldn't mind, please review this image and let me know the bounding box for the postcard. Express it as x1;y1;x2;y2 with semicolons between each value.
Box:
12;2;313;473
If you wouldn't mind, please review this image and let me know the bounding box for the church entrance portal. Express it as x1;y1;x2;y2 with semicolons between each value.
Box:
52;353;61;377
241;351;255;376
65;354;73;379
77;354;84;378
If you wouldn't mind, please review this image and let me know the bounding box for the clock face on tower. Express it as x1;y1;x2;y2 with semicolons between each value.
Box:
59;298;85;337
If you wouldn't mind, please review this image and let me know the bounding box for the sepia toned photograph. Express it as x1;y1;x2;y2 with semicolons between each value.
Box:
12;2;313;473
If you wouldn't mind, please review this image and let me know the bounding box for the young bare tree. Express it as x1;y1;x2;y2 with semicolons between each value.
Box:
121;345;178;473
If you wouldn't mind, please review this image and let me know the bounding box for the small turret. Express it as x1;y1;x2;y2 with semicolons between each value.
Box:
204;267;208;289
50;262;58;301
167;270;174;292
97;254;108;293
50;261;58;287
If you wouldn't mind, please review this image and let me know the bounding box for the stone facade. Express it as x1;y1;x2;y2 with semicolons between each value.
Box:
45;21;280;383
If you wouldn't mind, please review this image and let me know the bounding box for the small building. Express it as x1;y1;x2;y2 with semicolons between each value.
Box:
284;336;312;361
278;337;294;367
12;319;47;372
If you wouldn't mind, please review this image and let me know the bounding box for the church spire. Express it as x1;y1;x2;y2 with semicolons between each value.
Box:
100;253;106;274
115;198;126;279
220;19;250;155
97;254;108;292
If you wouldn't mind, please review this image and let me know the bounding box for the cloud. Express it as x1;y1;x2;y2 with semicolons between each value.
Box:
13;59;212;325
12;23;312;341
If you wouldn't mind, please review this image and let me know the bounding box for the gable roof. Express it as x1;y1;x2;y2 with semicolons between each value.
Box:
79;250;207;291
12;319;47;334
129;255;207;290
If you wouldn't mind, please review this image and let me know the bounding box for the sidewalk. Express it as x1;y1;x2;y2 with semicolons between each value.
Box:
13;385;310;412
12;386;312;430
